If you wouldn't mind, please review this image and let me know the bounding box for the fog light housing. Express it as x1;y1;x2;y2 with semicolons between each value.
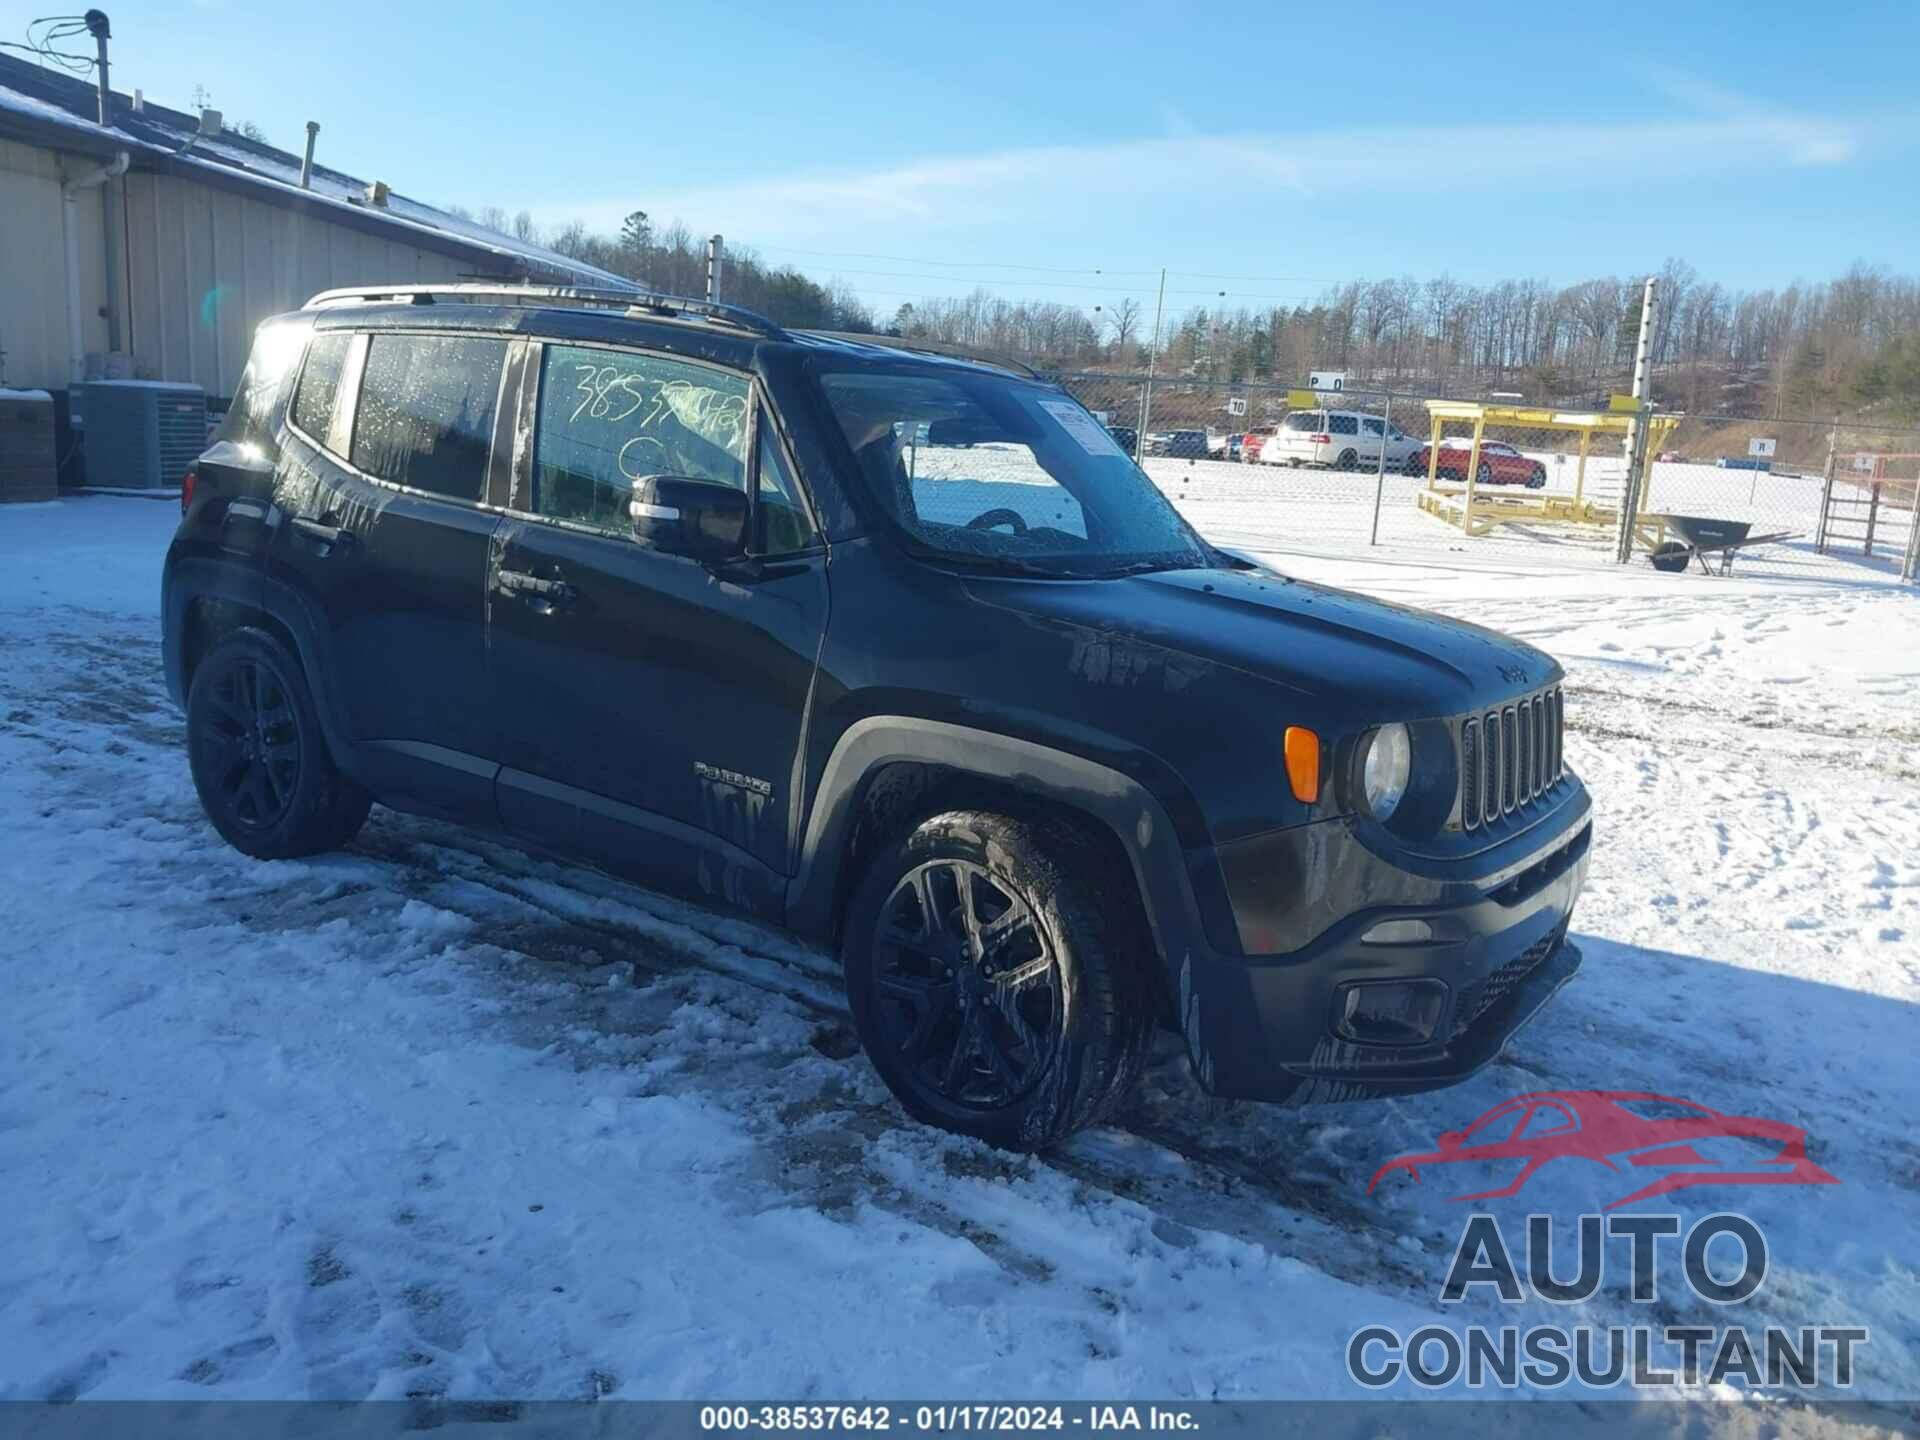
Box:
1362;918;1435;945
1334;978;1449;1046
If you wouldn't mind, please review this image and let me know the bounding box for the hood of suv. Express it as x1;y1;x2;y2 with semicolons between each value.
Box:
987;564;1556;718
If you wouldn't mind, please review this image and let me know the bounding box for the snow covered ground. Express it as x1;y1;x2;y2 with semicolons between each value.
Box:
1;495;1916;1416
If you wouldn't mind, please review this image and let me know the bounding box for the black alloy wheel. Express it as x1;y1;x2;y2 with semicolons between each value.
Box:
869;858;1062;1112
186;627;371;859
194;655;302;833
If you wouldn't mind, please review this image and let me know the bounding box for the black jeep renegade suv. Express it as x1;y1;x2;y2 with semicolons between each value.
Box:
163;284;1591;1148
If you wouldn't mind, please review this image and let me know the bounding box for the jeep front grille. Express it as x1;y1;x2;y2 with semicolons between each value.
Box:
1459;685;1564;831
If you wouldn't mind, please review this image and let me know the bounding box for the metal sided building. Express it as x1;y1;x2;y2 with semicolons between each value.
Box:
0;44;630;476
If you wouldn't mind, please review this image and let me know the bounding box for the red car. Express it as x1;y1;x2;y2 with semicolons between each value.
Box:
1408;439;1547;488
1367;1089;1839;1209
1241;428;1272;464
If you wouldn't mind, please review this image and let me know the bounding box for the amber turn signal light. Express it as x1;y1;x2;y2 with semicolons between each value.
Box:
1284;726;1321;804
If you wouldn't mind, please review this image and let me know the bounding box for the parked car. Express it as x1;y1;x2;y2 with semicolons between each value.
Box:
1258;409;1421;470
1219;433;1243;462
1408;438;1548;488
164;284;1590;1150
1241;428;1274;464
1145;428;1209;459
1106;424;1138;458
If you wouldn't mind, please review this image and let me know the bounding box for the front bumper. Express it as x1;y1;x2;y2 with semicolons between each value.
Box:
1178;801;1589;1102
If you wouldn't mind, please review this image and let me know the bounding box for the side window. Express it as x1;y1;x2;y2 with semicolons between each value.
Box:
1462;1104;1527;1145
756;422;816;553
1330;414;1359;435
1362;418;1384;436
350;333;507;502
532;343;749;532
290;332;352;448
1519;1102;1577;1140
220;317;311;448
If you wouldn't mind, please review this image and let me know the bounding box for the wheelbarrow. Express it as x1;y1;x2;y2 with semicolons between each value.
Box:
1644;514;1799;575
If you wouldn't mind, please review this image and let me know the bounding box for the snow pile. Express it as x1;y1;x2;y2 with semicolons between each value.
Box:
0;497;1914;1408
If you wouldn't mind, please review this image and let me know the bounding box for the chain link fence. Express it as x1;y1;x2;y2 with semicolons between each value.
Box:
1056;371;1920;585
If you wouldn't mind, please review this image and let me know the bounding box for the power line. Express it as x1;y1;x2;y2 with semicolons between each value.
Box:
746;242;1345;292
788;265;1318;304
748;242;1155;277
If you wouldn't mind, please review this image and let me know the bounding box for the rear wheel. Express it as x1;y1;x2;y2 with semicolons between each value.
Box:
1528;465;1547;489
1336;449;1359;471
1477;461;1493;485
186;628;371;859
842;810;1154;1149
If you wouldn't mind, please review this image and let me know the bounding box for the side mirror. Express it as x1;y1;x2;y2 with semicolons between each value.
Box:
630;475;748;560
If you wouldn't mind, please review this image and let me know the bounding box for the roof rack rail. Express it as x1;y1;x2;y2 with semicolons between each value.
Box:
798;330;1045;381
301;283;787;339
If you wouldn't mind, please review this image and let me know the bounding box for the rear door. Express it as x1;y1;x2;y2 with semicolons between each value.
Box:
270;327;514;814
487;339;828;919
1326;412;1360;463
1360;416;1387;465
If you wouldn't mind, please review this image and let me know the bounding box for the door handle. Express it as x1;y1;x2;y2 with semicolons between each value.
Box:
290;516;354;551
497;568;578;611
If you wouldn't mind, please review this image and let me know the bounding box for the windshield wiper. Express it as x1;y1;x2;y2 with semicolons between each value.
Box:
1096;558;1198;578
944;553;1063;577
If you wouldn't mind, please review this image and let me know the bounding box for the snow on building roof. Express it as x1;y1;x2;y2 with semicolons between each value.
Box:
0;53;635;292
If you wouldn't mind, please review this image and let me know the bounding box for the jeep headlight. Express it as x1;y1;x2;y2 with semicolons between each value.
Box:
1362;723;1412;820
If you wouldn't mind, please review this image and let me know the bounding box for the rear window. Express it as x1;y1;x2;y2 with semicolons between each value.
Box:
351;334;507;502
221;318;313;448
290;332;352;447
1283;412;1322;432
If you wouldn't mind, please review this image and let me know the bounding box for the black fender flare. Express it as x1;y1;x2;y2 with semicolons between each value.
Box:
162;554;357;771
784;716;1218;1000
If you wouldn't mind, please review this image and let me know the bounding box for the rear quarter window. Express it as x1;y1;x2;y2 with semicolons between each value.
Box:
289;332;352;448
220;318;313;448
1330;415;1359;435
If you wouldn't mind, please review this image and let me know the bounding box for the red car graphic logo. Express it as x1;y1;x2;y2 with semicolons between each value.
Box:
1367;1090;1839;1209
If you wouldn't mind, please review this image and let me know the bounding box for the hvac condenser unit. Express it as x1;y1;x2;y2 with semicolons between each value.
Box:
0;389;57;503
82;380;207;490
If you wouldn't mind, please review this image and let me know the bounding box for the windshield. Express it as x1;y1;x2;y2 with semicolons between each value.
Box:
817;368;1212;577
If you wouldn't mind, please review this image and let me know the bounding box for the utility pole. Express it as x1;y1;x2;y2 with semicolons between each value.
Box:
1614;276;1659;564
1134;268;1166;462
705;234;723;304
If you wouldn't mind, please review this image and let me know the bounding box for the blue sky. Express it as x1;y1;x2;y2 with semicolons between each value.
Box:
12;0;1918;320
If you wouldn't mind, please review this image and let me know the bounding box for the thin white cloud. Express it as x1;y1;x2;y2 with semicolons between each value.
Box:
527;105;1873;246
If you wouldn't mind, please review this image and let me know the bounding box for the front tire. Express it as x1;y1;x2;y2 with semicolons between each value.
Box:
842;810;1154;1149
186;627;371;859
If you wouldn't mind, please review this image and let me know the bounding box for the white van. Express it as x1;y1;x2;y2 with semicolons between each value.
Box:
1258;409;1420;470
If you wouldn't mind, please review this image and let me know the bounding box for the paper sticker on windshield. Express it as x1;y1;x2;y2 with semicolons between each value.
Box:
1038;399;1125;458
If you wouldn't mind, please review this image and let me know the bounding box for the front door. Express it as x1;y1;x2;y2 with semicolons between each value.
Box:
269;328;513;815
488;340;827;920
